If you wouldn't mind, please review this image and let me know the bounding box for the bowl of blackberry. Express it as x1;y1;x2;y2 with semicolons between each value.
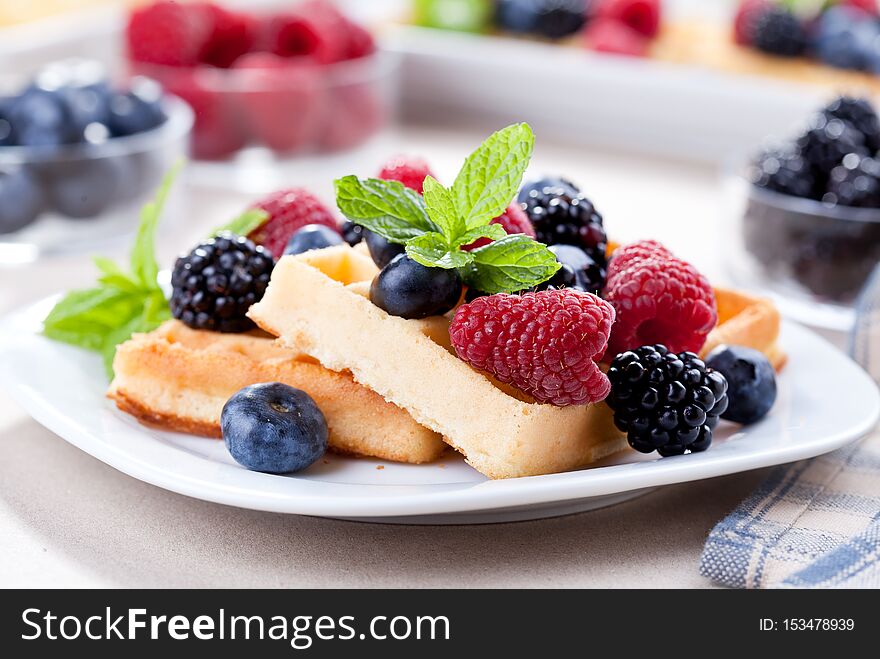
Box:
0;59;192;263
726;95;880;326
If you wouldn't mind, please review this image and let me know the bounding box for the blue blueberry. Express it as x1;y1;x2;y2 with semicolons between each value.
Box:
517;176;580;204
5;86;71;147
45;157;120;218
221;382;328;474
814;7;880;71
370;254;463;319
496;0;539;33
364;229;405;268
0;98;13;146
0;166;42;234
107;77;167;137
705;345;777;425
548;244;604;291
284;224;344;256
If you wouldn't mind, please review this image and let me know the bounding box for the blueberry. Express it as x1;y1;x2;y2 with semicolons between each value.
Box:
814;7;880;71
0;99;13;146
370;254;463;319
496;0;539;33
517;176;580;204
283;224;344;256
364;229;405;268
60;83;112;143
0;166;42;234
221;383;328;474
548;244;606;292
340;220;364;246
107;77;167;137
705;345;777;425
5;86;71;147
45;157;120;218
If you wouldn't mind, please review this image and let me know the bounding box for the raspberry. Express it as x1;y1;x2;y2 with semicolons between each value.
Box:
319;82;384;151
449;289;616;406
248;188;338;257
341;19;376;59
596;0;662;39
582;18;649;57
377;156;434;194
733;0;770;46
603;241;717;357
261;0;349;64
199;4;257;68
126;0;214;67
170;233;275;333
462;203;536;250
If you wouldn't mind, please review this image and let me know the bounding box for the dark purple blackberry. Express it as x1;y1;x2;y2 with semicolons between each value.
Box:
824;153;880;208
170;233;275;333
340;219;364;246
749;148;816;199
752;7;807;57
520;187;607;272
797;114;868;184
823;96;880;152
606;345;729;457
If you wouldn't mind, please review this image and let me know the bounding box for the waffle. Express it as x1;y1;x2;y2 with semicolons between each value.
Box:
249;244;785;479
107;320;446;464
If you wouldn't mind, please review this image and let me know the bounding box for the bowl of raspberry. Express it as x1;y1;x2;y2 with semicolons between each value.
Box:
125;0;398;162
724;96;880;330
0;58;192;263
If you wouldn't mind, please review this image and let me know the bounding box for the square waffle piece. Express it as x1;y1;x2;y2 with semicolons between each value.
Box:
107;320;446;464
249;244;785;479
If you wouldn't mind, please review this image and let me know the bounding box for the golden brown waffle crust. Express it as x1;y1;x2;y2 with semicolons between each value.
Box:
249;245;784;479
107;321;446;464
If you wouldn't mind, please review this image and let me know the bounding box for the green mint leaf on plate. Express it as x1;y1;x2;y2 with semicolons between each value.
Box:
43;163;180;377
210;208;269;238
464;235;561;294
452;223;507;248
405;232;475;270
335;175;436;243
421;175;464;240
452;123;534;231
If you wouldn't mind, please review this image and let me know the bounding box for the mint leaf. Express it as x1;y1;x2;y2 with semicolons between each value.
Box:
464;235;561;293
210;208;269;238
335;175;436;243
452;223;507;248
406;233;475;269
422;175;464;240
131;160;182;289
452;123;534;231
43;163;181;378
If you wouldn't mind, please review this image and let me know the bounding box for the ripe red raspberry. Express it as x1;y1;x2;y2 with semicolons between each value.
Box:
733;0;771;46
199;4;257;68
126;0;214;67
248;188;338;257
583;18;649;57
596;0;662;38
462;203;536;251
261;0;349;64
603;240;717;358
450;290;616;406
843;0;877;17
342;20;376;59
377;156;434;194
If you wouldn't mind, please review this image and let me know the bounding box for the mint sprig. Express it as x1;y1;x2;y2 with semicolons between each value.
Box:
43;163;182;376
210;208;269;238
333;123;559;294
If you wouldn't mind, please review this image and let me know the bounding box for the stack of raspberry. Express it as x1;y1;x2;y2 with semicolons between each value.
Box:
126;0;380;159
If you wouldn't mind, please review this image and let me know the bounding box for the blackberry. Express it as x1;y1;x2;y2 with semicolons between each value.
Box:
824;153;880;208
340;219;364;246
749;148;815;199
520;187;607;271
751;7;807;57
170;233;275;333
606;345;729;457
796;113;868;184
823;96;880;152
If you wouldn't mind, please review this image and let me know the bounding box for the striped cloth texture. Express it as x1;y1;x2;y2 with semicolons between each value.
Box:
700;266;880;589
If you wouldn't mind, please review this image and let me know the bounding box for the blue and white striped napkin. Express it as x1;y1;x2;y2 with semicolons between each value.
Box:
700;267;880;589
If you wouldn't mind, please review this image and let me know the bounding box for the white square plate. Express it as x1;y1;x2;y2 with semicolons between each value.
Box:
1;297;877;524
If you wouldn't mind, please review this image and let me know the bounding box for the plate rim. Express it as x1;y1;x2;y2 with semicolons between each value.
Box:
2;296;878;518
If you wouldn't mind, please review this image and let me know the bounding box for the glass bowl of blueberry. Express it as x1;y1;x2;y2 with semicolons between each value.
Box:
124;0;396;162
0;59;193;263
724;96;880;331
